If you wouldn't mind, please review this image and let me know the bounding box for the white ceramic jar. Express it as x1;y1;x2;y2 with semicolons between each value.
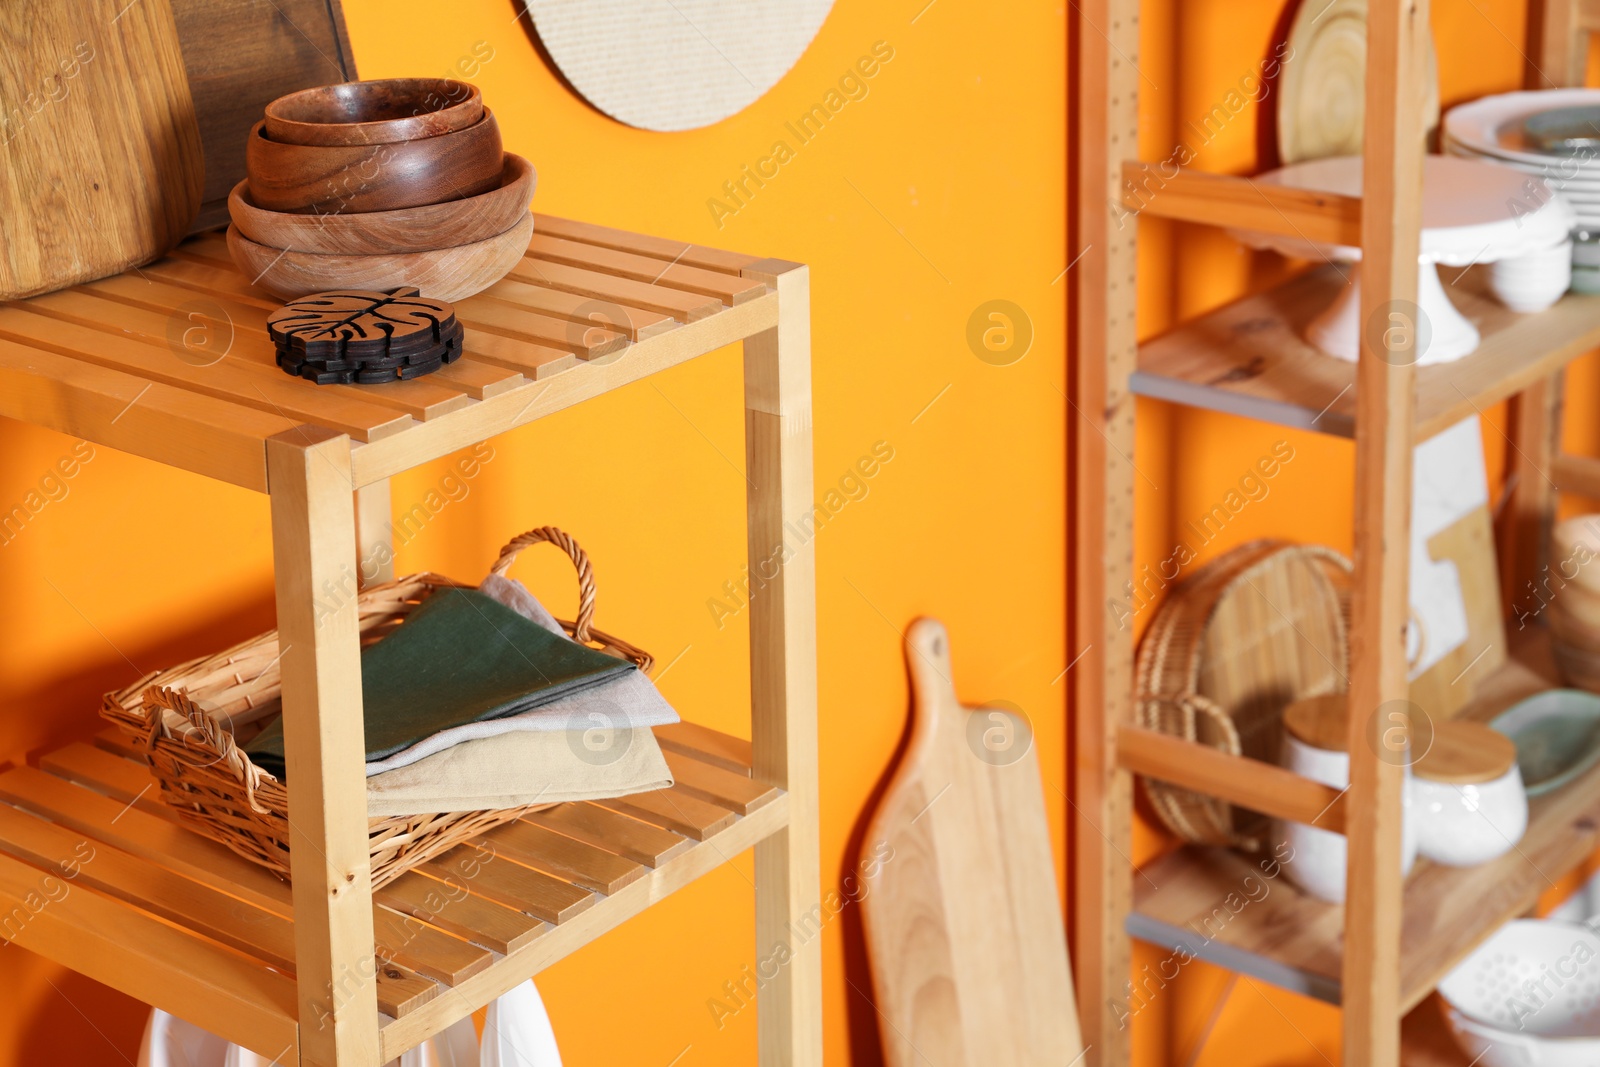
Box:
1413;720;1527;867
1275;694;1417;904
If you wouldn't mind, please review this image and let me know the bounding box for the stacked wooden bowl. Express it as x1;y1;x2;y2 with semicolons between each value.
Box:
1548;516;1600;690
227;78;535;302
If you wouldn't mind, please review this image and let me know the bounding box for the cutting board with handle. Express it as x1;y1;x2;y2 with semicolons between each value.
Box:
861;618;1082;1067
0;0;204;299
168;0;359;232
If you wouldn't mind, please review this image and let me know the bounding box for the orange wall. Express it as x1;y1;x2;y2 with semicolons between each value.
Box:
0;1;1066;1064
1;2;1589;1065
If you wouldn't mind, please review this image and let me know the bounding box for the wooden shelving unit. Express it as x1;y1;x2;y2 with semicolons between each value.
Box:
1073;1;1600;1064
0;217;821;1065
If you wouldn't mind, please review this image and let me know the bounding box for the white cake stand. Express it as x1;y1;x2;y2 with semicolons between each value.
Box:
1232;155;1574;364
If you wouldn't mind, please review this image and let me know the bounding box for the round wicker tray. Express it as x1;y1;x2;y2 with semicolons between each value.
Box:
1134;540;1352;850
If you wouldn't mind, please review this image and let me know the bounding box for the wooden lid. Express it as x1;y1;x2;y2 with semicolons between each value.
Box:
1283;694;1349;752
1415;721;1517;784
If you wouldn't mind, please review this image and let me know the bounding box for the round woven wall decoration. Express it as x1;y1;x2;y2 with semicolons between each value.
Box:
523;0;835;132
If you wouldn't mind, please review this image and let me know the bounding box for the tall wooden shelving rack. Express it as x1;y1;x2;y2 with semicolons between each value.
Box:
0;219;821;1066
1073;0;1600;1063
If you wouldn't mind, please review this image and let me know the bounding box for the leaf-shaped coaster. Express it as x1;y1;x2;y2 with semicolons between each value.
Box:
266;287;464;384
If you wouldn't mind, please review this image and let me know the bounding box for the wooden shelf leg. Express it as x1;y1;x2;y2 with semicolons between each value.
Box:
355;480;394;588
1526;0;1587;89
268;429;381;1067
1073;0;1140;1060
1344;1;1429;1063
740;259;822;1067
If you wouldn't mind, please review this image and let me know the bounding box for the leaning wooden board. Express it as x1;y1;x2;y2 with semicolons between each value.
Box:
168;0;359;231
0;0;204;299
861;618;1083;1066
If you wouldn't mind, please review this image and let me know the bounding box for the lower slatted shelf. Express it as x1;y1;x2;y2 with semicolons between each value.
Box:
0;721;785;1062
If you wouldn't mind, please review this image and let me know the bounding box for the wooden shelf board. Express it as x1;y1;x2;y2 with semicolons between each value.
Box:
1132;264;1600;441
0;217;779;492
1129;628;1595;1013
0;844;301;1060
0;720;783;1062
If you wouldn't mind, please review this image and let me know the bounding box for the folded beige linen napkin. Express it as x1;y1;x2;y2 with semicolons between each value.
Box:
366;723;672;817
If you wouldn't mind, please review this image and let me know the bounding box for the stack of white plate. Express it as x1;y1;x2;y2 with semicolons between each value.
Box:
1444;88;1600;228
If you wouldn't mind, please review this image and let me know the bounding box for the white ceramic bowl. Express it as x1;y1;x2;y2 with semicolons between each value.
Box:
1414;763;1528;866
1275;731;1417;904
1489;238;1573;312
1439;919;1600;1067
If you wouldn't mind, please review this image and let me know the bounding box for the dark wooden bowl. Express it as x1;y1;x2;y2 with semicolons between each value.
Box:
229;154;535;254
264;78;482;146
245;111;503;214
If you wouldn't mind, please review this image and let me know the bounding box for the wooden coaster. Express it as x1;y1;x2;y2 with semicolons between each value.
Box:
267;287;463;384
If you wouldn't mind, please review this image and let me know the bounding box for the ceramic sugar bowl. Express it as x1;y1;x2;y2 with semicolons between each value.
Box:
1275;694;1418;903
1412;720;1527;867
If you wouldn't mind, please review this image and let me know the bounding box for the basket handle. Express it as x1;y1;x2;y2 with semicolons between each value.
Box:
141;686;274;814
489;526;598;642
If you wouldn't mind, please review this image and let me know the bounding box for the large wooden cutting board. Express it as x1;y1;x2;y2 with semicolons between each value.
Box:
168;0;358;232
861;618;1082;1067
0;0;204;299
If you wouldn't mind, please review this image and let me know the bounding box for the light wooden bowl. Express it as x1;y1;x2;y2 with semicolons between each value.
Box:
226;213;534;302
229;154;534;255
1552;515;1600;594
244;111;502;214
1549;597;1600;650
1550;579;1600;633
264;78;482;146
1553;635;1600;693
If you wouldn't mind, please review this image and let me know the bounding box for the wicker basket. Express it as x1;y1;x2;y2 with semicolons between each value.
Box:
1135;540;1352;850
101;527;653;889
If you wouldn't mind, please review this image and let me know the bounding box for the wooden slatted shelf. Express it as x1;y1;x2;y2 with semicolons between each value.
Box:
0;723;783;1064
1131;263;1600;440
1125;629;1597;1013
0;214;781;492
0;212;820;1065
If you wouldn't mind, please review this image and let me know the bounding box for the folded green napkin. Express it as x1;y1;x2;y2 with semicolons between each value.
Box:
246;587;636;779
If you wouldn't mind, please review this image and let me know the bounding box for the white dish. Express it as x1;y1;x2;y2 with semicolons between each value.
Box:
1445;89;1600;168
1438;919;1600;1067
1245;155;1574;261
1232;155;1576;362
1304;262;1482;363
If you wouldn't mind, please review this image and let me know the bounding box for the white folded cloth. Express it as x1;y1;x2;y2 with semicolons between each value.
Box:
362;575;679;776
